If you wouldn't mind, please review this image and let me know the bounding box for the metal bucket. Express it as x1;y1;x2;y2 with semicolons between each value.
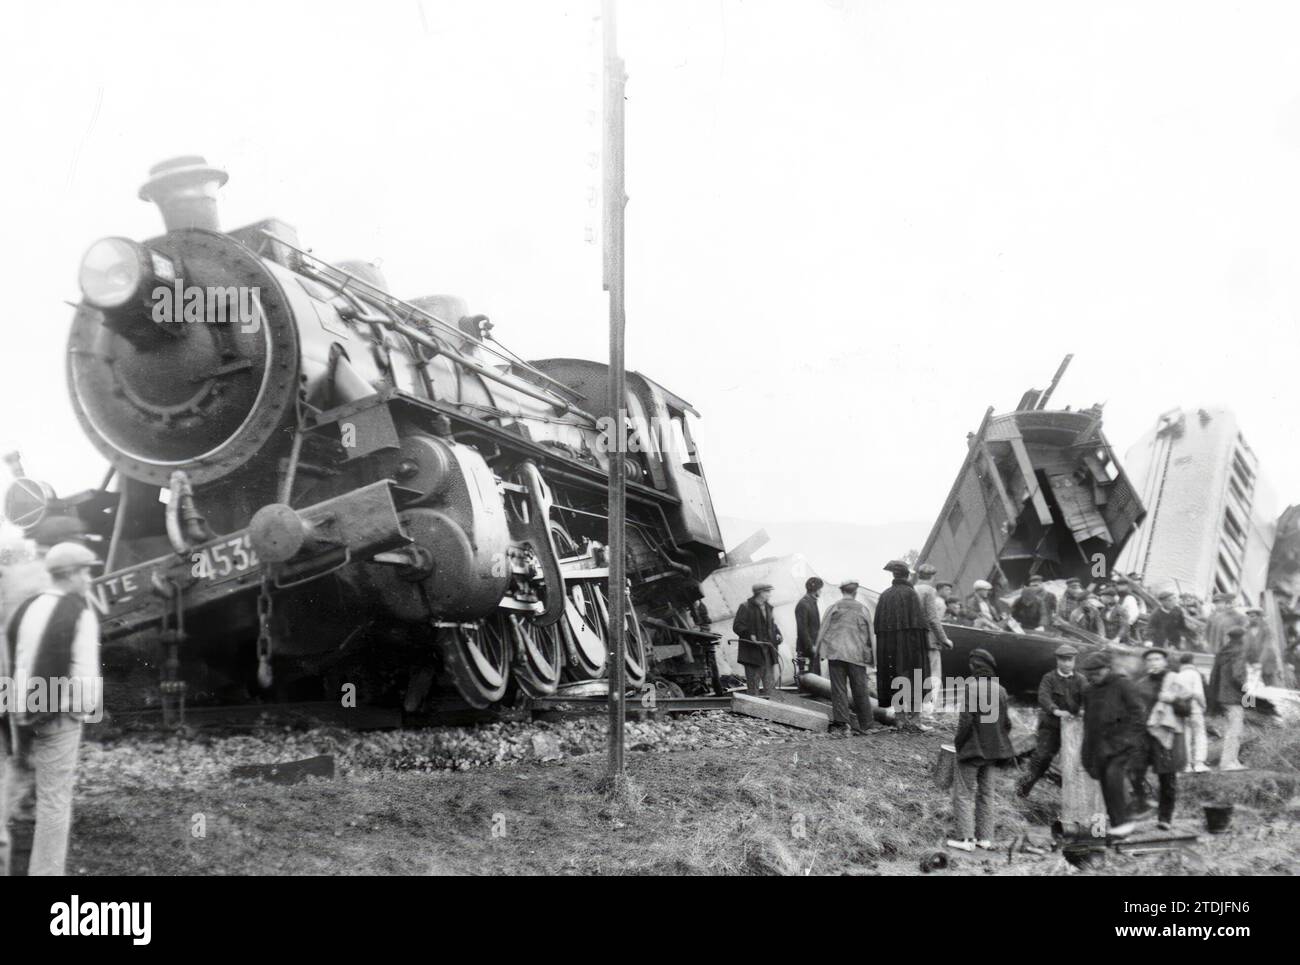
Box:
1204;804;1234;833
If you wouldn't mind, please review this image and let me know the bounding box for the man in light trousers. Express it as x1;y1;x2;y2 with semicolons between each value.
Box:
0;542;102;876
913;563;952;716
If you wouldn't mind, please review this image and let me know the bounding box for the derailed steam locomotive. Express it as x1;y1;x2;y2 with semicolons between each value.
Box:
16;156;726;710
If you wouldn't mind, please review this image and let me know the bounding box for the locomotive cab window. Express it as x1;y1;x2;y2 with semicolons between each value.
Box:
667;408;703;476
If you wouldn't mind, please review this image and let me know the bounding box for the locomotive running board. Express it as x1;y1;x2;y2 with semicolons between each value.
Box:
88;480;409;640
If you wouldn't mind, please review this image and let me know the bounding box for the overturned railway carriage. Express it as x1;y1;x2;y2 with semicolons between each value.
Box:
44;157;726;709
919;392;1145;592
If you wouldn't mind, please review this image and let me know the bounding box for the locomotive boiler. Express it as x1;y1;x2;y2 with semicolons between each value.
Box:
14;156;727;711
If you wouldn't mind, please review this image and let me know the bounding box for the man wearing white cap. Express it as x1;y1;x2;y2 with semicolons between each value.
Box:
965;580;1004;630
0;541;102;876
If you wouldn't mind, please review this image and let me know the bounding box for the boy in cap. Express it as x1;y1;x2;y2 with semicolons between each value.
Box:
814;580;877;736
0;541;102;876
874;560;931;731
732;582;783;698
1079;650;1146;837
1017;643;1085;798
947;649;1014;851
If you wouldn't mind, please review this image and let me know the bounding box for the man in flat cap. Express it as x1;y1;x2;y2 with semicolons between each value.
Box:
1099;587;1130;644
814;580;877;736
1204;592;1242;655
874;561;931;731
0;542;102;876
1243;606;1281;686
1208;626;1250;770
1147;590;1190;651
1069;592;1106;636
1060;577;1086;624
732;582;782;698
912;563;952;717
965;579;1005;631
1017;643;1086;798
1079;650;1146;836
794;577;825;679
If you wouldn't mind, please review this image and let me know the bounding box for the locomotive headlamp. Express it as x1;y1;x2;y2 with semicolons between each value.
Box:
78;237;175;310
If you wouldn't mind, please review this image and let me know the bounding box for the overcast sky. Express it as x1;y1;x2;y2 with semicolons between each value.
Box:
1;0;1297;540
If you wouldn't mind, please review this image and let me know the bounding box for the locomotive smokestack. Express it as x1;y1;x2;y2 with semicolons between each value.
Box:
138;155;228;232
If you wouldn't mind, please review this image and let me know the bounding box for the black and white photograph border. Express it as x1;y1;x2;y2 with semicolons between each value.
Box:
0;0;1296;909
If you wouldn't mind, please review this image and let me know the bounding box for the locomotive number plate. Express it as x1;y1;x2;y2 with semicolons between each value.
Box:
190;535;260;581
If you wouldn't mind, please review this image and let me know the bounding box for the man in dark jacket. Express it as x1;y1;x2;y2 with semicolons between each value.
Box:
1131;648;1184;828
1099;587;1130;644
1147;591;1189;650
947;648;1015;850
1080;650;1146;837
732;583;782;698
1017;643;1086;798
794;577;824;678
1011;574;1056;631
874;560;931;732
1070;594;1105;635
1208;626;1249;770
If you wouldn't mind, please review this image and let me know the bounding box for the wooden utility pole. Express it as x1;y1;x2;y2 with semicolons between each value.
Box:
602;0;628;785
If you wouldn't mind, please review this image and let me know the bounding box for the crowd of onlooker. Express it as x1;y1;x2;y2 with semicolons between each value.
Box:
934;570;1297;688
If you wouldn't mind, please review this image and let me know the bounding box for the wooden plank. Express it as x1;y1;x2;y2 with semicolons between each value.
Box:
1048;472;1111;543
731;693;829;732
980;443;1019;524
1009;436;1054;526
1060;716;1105;835
231;754;335;785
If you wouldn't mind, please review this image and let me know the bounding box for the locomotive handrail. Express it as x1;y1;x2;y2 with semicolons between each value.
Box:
262;230;591;411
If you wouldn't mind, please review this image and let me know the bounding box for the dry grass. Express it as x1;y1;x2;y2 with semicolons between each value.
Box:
38;704;1300;876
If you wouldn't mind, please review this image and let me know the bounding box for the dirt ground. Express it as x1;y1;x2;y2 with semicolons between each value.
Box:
32;705;1299;876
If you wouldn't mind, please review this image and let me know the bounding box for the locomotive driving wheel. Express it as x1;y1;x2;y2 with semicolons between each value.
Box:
508;613;563;698
438;617;511;709
589;580;648;689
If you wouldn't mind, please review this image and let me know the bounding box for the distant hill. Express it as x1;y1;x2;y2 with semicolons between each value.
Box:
718;516;933;591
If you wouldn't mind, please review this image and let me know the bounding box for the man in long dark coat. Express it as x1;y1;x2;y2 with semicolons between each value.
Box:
732;582;782;697
794;577;824;678
873;560;931;732
1080;650;1147;837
